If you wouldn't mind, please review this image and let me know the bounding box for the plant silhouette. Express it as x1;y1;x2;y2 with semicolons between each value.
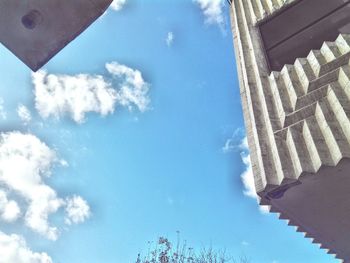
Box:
135;233;250;263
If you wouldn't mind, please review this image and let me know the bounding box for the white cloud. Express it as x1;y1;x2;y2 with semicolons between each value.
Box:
0;231;52;263
241;152;256;199
239;137;269;214
193;0;225;26
32;62;150;123
0;132;90;240
0;97;7;120
110;0;127;11
0;132;63;240
166;32;174;47
106;62;150;112
17;104;32;125
65;195;91;225
32;71;116;124
0;190;21;222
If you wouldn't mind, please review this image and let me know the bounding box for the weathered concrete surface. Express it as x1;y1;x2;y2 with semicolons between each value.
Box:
0;0;112;71
230;0;350;261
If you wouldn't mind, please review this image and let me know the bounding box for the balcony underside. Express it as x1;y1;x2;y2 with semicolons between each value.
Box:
259;158;350;262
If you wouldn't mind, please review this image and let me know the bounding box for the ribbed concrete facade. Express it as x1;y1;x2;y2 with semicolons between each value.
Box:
230;1;350;261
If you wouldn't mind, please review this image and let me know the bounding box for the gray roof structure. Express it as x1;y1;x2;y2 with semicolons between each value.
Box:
0;0;112;71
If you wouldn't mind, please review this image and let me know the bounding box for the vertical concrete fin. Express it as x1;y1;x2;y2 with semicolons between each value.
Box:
294;58;316;93
315;101;343;164
286;123;317;174
321;42;342;63
307;50;327;77
281;65;305;102
335;34;350;55
304;117;334;166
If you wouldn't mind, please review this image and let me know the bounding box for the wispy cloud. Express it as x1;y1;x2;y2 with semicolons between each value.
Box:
222;127;244;153
17;104;32;125
110;0;127;11
32;62;150;123
241;240;250;246
106;62;150;112
0;231;52;263
0;97;7;120
193;0;225;27
166;32;174;47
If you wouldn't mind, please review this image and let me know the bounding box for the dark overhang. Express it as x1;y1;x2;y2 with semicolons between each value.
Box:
0;0;113;71
259;0;350;71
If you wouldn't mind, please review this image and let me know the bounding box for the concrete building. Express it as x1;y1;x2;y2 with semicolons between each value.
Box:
230;0;350;261
0;0;112;71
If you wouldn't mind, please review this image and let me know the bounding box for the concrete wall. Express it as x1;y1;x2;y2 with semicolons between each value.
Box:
230;0;350;261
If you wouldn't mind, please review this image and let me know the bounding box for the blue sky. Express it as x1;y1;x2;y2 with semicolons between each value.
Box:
0;1;338;263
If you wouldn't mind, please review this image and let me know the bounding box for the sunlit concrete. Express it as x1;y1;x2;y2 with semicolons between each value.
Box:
230;0;350;261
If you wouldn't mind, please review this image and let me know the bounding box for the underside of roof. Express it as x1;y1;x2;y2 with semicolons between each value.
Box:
0;0;113;71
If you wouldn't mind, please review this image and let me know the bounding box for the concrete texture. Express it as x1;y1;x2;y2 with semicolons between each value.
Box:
230;0;350;261
0;0;112;71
